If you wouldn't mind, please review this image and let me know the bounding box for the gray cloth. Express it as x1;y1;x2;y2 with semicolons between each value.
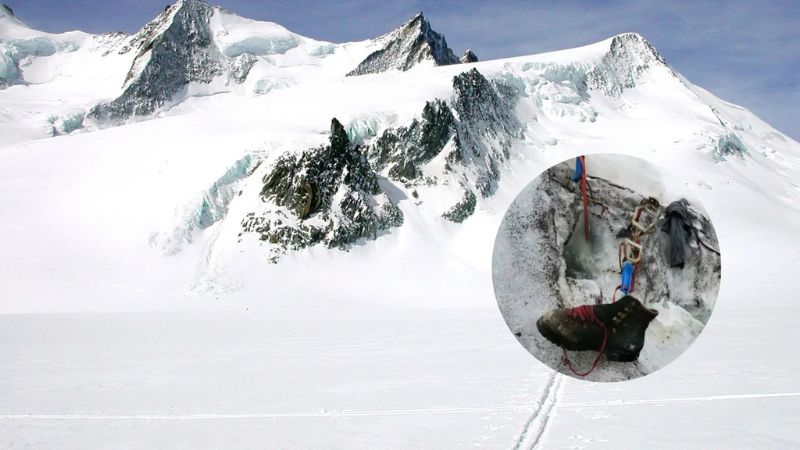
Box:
661;199;692;268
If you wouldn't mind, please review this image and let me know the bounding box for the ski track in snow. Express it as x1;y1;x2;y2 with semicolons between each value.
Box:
556;391;800;408
512;371;564;450
2;391;798;421
0;406;531;420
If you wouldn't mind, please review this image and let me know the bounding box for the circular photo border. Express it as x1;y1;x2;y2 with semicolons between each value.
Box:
492;154;722;381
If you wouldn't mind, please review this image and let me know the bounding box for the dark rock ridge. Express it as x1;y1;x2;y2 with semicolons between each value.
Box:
587;33;670;97
368;98;456;180
1;3;14;18
442;189;476;223
368;68;521;221
89;0;223;121
347;12;461;76
459;49;478;64
241;69;520;259
241;118;403;261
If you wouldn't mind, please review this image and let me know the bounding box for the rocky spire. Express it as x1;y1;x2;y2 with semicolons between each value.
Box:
459;49;478;64
346;12;461;76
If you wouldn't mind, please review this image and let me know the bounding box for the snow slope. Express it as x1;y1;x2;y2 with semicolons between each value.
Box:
1;1;800;447
0;5;132;142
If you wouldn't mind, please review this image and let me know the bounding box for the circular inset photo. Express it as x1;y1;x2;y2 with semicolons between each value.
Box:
492;154;721;381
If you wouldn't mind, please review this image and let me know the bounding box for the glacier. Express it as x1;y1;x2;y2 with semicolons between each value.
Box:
1;0;799;448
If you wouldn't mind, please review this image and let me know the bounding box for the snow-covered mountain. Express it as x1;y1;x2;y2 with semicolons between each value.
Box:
3;2;800;447
1;0;474;128
87;0;353;121
1;0;799;312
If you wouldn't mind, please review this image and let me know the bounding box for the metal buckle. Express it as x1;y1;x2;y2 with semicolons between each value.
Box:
631;203;658;233
622;239;643;263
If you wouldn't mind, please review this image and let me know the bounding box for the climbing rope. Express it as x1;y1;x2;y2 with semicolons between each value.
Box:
571;156;590;241
562;156;606;377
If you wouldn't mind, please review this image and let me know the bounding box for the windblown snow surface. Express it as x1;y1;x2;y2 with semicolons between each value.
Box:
2;4;800;448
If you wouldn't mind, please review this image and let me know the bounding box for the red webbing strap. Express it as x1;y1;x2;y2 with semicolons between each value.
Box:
580;155;589;241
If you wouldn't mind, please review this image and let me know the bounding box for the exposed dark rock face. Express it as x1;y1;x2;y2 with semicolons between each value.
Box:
228;53;256;83
347;12;460;76
368;99;457;180
449;68;519;198
242;118;403;260
587;33;669;97
243;68;522;258
1;3;14;18
89;0;223;121
442;189;476;223
367;68;520;223
459;49;478;64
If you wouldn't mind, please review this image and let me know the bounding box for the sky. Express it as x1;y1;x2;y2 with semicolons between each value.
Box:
6;0;800;141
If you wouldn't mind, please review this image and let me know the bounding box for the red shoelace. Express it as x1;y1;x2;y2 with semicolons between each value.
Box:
562;304;608;377
566;304;597;322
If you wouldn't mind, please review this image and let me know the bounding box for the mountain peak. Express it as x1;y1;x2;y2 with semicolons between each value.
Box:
460;49;478;63
399;11;437;40
0;3;21;24
346;12;461;76
586;32;671;97
608;32;666;65
89;0;220;121
174;0;209;7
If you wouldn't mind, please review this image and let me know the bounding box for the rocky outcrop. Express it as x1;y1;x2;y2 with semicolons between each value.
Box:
449;68;520;197
241;118;402;261
228;52;256;83
367;68;520;222
0;3;17;21
368;98;457;180
347;12;460;76
441;189;476;222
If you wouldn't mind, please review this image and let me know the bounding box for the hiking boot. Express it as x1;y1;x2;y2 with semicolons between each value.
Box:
536;296;658;362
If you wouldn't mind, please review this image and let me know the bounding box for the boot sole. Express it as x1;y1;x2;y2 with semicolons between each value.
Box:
536;318;641;362
604;349;641;362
